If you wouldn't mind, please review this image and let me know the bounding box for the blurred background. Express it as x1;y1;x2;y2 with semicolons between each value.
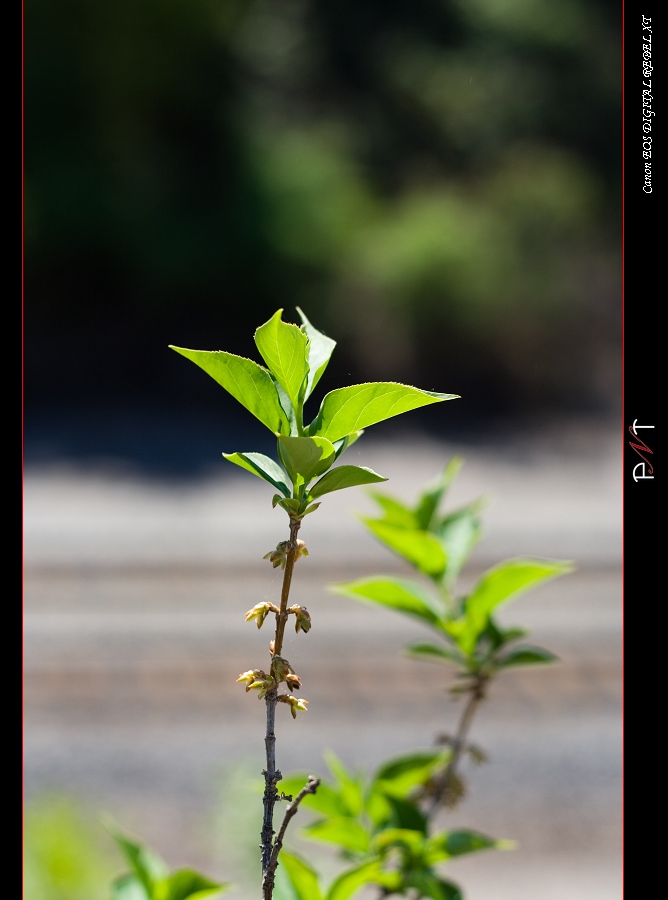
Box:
24;0;621;898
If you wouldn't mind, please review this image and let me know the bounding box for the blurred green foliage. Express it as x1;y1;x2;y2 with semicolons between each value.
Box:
25;0;620;417
24;794;120;900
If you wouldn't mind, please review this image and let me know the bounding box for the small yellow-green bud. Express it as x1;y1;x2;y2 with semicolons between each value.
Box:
278;694;309;718
244;602;279;628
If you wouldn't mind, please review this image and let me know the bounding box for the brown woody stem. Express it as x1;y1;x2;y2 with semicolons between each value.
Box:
260;518;303;896
262;776;320;899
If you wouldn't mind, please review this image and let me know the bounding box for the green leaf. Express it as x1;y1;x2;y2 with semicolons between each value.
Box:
277;436;336;485
111;874;150;900
154;869;229;900
274;852;324;900
169;347;290;435
308;383;459;443
373;750;450;799
384;795;428;834
110;829;167;897
414;458;463;530
367;490;418;529
495;645;559;668
425;829;510;864
222;452;290;496
323;751;364;816
277;775;348;818
296;307;337;399
330;577;443;628
326;861;391;900
304;817;370;853
361;519;447;578
456;559;573;654
407;872;463;900
310;465;388;498
373;828;425;858
437;503;483;586
254;310;309;414
404;643;463;666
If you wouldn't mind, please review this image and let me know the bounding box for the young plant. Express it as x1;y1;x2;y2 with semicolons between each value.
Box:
108;823;230;900
169;308;457;898
274;460;572;900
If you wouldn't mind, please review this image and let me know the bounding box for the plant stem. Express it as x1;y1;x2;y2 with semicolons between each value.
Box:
262;776;320;899
260;518;302;895
427;677;486;816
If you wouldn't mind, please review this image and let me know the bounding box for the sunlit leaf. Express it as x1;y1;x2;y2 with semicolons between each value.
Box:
308;383;458;443
304;817;370;853
297;307;337;399
254;309;309;413
323;751;364;817
310;465;387;498
222;452;290;496
373;750;450;799
154;868;229;900
330;577;443;627
110;828;167;897
407;871;463;900
438;505;482;587
414;458;463;530
277;436;336;485
111;874;150;900
277;775;348;818
169;347;290;435
326;861;392;900
361;519;447;578
367;490;418;529
274;852;324;900
425;829;512;865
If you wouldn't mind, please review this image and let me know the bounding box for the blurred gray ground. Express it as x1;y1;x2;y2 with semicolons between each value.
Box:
24;420;622;900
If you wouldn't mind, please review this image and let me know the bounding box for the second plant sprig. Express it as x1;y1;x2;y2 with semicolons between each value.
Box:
170;308;458;900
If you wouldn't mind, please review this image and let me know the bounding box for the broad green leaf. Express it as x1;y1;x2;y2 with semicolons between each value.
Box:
495;645;559;668
407;872;463;900
307;383;459;443
384;795;428;834
254;310;309;413
169;347;290;435
310;465;388;498
111;874;150;900
457;559;573;654
274;378;299;435
297;307;337;399
222;452;290;496
361;519;447;578
326;861;392;900
110;829;167;897
277;775;348;818
414;458;463;530
373;750;450;799
304;817;370;853
330;577;443;627
277;436;336;484
154;869;228;900
373;828;425;858
438;506;482;587
404;642;463;666
324;751;364;816
274;852;324;900
367;490;418;529
425;830;512;864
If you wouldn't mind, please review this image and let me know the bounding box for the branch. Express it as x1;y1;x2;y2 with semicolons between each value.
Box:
262;776;320;900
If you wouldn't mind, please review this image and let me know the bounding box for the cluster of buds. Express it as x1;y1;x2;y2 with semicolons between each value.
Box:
271;655;296;683
287;605;312;634
278;694;309;719
263;540;308;569
236;669;275;699
244;601;279;629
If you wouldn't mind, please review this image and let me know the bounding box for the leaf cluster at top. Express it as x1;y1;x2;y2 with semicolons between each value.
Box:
170;309;458;517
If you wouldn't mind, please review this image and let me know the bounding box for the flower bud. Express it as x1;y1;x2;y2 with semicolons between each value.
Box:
278;694;309;718
288;605;312;633
244;602;279;629
285;673;302;692
236;669;267;692
271;655;295;682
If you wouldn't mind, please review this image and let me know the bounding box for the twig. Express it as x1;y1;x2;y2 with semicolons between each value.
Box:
260;518;303;890
262;775;320;899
